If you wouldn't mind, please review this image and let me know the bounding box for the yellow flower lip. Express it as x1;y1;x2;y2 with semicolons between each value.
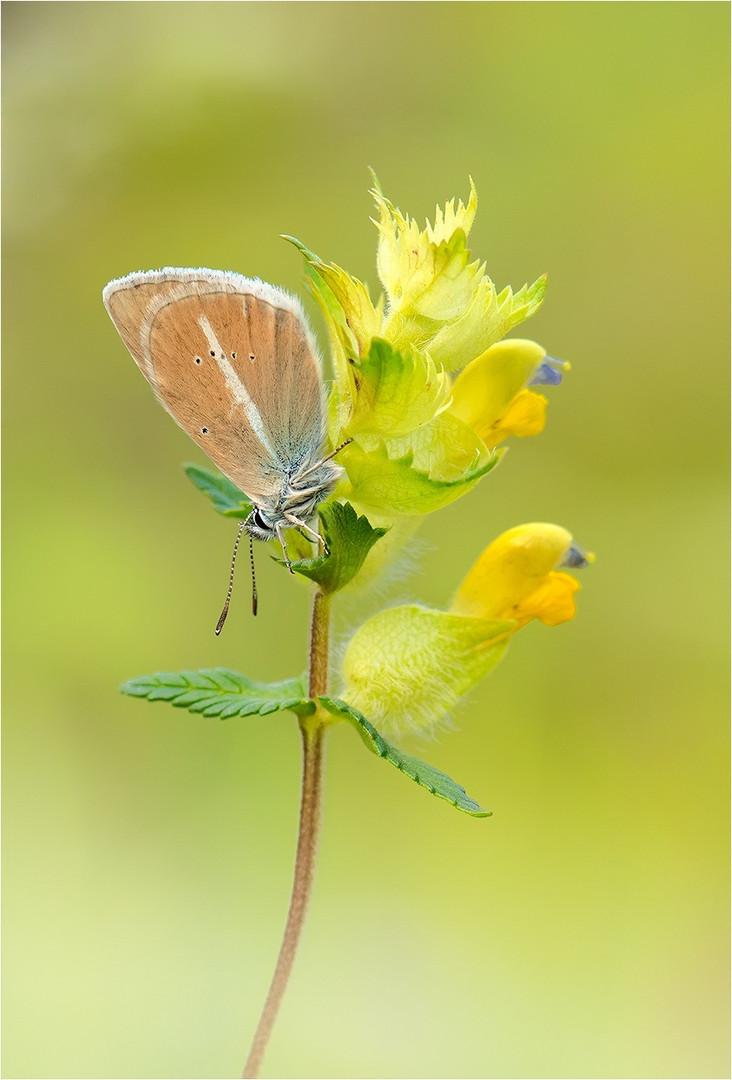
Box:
451;523;591;627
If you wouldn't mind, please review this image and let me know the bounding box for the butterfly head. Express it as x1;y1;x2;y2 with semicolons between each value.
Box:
248;455;343;542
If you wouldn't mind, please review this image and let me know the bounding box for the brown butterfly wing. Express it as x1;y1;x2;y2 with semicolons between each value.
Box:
103;269;326;504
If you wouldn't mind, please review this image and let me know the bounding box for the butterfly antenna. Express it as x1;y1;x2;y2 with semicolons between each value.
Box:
296;438;353;481
249;533;258;616
215;519;247;635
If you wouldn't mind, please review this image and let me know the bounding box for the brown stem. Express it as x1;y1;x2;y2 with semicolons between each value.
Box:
242;589;330;1079
308;589;330;698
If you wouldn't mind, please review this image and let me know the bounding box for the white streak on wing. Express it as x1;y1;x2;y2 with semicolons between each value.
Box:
198;315;275;457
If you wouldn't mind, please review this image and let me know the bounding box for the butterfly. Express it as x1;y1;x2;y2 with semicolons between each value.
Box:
103;267;347;625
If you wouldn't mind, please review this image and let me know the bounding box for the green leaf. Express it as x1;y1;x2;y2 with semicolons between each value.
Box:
184;464;253;519
281;500;388;594
346;338;451;440
320;696;491;818
120;668;314;719
340;425;502;515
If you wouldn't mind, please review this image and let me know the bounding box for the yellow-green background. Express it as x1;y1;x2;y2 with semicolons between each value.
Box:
3;3;729;1078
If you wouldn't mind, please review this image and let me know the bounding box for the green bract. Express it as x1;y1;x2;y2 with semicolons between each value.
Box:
344;337;451;440
425;276;547;371
371;173;545;367
339;432;500;516
281;236;381;374
340;605;514;733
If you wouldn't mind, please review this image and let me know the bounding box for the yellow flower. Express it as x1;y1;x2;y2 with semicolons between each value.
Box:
451;522;592;627
449;339;570;449
340;522;592;733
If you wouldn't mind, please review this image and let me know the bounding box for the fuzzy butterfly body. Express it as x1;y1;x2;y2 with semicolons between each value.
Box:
102;268;342;554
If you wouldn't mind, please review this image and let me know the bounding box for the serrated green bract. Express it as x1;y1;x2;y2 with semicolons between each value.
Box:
372;177;482;321
340;423;502;515
184;464;253;519
375;412;495;479
341;605;514;732
282;235;382;371
345;338;451;440
427;275;548;371
120;668;314;719
369;175;546;372
319;696;491;817
281;501;388;594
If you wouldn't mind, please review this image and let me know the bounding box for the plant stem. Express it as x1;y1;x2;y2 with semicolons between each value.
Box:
241;589;330;1079
308;588;331;698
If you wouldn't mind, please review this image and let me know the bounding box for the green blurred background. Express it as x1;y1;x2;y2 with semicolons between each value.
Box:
2;3;729;1078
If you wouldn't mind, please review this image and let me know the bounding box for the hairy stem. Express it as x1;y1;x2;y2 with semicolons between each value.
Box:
242;589;330;1079
308;588;331;698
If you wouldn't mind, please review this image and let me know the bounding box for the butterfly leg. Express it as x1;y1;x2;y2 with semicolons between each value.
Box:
285;513;329;556
276;522;294;573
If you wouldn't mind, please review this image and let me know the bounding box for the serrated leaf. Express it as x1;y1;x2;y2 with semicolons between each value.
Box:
184;464;253;518
320;696;491;818
279;500;388;594
340;420;502;515
120;668;314;719
345;338;451;440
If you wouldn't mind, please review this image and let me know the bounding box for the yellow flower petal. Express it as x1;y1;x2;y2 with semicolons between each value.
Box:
451;523;573;620
480;389;547;448
449;339;546;435
510;571;579;627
